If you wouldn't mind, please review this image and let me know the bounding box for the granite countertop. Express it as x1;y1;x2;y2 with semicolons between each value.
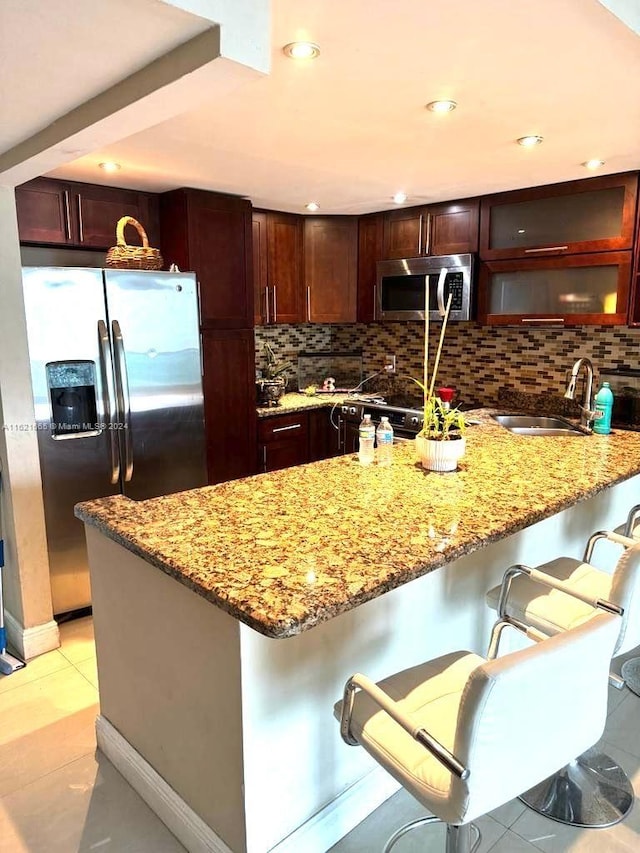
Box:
256;392;351;417
75;410;640;639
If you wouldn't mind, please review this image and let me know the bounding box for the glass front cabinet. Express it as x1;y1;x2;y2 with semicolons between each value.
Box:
478;252;633;326
479;173;638;261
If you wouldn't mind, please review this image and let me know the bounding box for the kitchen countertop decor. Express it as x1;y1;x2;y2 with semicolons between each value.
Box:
76;410;640;639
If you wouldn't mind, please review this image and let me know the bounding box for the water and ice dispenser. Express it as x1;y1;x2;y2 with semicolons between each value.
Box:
46;360;99;437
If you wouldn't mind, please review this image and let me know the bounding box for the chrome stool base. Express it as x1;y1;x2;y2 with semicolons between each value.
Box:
383;815;480;853
621;656;640;697
519;746;634;828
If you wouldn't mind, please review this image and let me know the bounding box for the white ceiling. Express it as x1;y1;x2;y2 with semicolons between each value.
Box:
0;0;210;154
6;0;640;213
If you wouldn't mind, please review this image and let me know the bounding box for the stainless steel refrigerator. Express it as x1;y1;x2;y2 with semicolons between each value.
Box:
22;267;208;616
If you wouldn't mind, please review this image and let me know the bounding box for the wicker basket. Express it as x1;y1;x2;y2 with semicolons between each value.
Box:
105;216;163;271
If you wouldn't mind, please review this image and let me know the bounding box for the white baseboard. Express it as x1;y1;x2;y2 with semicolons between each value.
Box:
5;610;59;660
268;767;400;853
96;715;234;853
96;714;399;853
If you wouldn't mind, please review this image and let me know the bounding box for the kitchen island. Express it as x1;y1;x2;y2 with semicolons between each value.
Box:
76;412;640;853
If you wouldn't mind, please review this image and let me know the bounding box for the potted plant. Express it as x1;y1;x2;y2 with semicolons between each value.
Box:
256;343;293;407
413;283;467;472
414;392;467;472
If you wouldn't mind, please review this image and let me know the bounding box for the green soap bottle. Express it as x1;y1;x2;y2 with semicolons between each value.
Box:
593;382;614;435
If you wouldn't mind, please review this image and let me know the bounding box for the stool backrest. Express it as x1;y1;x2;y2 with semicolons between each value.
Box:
451;611;620;822
610;541;640;655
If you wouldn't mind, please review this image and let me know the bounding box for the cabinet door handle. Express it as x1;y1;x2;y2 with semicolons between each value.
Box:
418;214;423;255
262;445;267;472
373;283;377;321
424;212;431;255
272;423;302;433
436;267;447;317
273;285;278;323
306;286;311;322
524;246;568;253
264;287;270;324
521;317;565;324
63;190;72;241
77;194;84;242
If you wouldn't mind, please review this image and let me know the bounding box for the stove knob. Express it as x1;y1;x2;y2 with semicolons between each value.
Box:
341;406;349;414
410;416;420;426
349;407;357;415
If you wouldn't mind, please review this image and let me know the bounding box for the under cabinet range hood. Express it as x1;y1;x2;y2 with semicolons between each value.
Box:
377;254;474;321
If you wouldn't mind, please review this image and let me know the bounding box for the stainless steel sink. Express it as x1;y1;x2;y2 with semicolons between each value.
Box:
492;414;587;436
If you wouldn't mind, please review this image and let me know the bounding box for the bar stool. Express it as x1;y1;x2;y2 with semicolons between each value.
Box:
335;576;621;853
485;537;640;828
613;504;640;695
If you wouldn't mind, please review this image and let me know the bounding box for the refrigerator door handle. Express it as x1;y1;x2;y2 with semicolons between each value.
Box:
97;320;120;485
111;320;134;482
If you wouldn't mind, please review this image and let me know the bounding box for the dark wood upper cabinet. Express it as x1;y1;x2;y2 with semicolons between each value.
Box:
15;178;72;244
478;251;632;326
479;173;638;261
266;212;304;324
382;207;428;258
202;328;257;483
253;210;304;325
252;211;269;325
160;188;253;329
627;193;640;326
16;178;160;249
75;184;159;249
304;217;358;323
382;200;479;259
357;213;384;323
429;199;479;255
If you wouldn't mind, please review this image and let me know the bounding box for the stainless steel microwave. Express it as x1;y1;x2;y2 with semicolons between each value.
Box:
377;254;474;321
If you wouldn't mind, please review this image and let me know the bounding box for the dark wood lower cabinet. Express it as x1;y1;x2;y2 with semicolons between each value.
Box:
257;407;343;473
258;412;309;473
202;329;257;484
308;408;342;461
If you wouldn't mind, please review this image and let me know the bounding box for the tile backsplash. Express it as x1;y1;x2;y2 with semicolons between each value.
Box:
255;322;640;404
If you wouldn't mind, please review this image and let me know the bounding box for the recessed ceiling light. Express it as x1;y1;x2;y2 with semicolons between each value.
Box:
426;100;457;113
392;191;407;204
283;42;320;60
305;202;320;212
99;161;121;172
583;159;605;170
517;135;544;147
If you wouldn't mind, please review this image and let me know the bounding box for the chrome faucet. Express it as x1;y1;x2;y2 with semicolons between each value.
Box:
564;357;597;430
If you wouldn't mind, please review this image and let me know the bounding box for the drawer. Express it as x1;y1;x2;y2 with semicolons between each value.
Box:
258;412;309;443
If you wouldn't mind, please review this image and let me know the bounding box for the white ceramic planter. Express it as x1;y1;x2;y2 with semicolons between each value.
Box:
415;434;466;472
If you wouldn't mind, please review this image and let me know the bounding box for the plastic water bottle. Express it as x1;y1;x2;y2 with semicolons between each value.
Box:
358;414;375;466
593;382;614;435
376;416;394;467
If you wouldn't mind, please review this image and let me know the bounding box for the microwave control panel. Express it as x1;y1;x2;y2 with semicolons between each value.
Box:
443;272;464;310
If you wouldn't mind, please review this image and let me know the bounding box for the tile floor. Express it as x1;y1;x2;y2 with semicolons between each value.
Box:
0;617;186;852
0;618;638;852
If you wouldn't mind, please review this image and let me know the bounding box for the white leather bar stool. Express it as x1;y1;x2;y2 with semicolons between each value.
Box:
335;579;621;853
485;537;640;828
613;504;640;695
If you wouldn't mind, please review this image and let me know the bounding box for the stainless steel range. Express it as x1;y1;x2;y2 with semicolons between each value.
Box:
338;393;481;453
339;394;426;453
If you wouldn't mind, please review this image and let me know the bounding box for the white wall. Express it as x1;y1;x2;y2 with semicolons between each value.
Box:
0;186;55;653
